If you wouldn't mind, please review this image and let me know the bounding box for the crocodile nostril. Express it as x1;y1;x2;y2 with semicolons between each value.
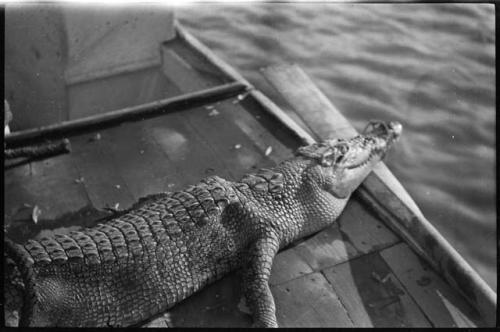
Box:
389;121;403;139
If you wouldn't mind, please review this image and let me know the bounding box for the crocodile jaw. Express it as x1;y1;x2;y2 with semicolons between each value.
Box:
329;121;402;198
298;121;402;198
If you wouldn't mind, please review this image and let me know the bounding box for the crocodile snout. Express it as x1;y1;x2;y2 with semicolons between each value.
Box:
362;120;402;143
387;121;402;142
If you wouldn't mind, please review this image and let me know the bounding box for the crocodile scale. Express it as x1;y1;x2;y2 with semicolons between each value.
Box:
4;120;402;327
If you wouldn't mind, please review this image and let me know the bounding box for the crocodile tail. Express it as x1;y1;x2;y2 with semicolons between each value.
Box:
4;238;37;327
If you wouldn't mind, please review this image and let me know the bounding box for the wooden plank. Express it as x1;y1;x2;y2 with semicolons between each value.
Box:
262;63;355;142
143;316;169;328
322;252;431;327
4;150;99;244
161;43;221;92
67;65;176;120
101;119;181;199
293;222;359;272
219;101;294;165
247;89;316;146
147;111;234;185
359;179;497;326
161;43;278;180
293;196;399;272
4;153;91;223
164;37;232;86
260;63;496;324
6;206;111;246
149;245;338;327
68;133;136;211
165;273;252;327
159;59;278;180
380;243;485;327
340;196;400;254
269;248;313;286
181;101;277;181
271;272;354;327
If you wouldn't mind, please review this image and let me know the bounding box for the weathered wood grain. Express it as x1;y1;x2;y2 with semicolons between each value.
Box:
148;110;235;184
182;101;278;180
5;153;91;223
262;63;356;142
340;196;400;254
69;133;136;211
161;43;278;181
359;176;497;326
163;273;252;327
322;251;431;327
272;272;354;327
293;222;359;272
380;243;485;327
293;196;400;272
161;45;216;92
101;119;181;199
220;100;294;165
269;248;313;286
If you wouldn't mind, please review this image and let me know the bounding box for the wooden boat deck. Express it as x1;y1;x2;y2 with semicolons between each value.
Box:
4;24;493;328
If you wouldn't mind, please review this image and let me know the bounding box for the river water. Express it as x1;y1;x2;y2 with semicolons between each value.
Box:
176;3;496;290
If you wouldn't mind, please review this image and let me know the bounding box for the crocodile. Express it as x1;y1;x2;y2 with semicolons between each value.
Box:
4;120;402;327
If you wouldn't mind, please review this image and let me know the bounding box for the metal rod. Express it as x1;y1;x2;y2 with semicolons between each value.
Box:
5;82;249;148
5;138;71;159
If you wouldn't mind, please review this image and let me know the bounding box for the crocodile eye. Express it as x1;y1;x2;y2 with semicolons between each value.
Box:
335;155;344;164
336;143;349;155
320;150;334;166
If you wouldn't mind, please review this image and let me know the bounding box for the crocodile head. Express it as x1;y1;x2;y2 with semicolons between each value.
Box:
297;120;402;198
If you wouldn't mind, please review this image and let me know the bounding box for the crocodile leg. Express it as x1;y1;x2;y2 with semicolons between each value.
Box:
4;121;403;327
242;233;280;328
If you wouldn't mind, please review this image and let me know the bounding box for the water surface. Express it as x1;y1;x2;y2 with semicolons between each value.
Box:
177;3;496;290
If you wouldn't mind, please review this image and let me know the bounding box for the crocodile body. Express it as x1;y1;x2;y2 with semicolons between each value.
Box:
4;120;402;327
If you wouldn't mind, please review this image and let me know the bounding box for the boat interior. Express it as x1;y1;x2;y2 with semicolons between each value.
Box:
4;6;495;327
